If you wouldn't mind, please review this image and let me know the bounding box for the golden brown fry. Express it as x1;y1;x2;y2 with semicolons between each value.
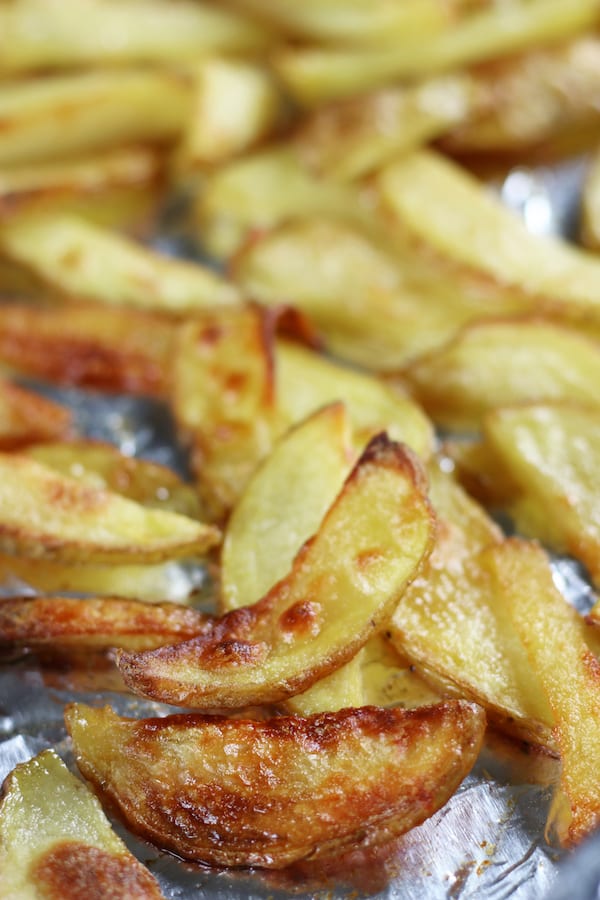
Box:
66;700;485;868
484;403;600;587
0;379;72;449
0;595;210;652
0;452;220;564
117;435;435;708
0;304;174;396
0;211;240;314
405;317;600;430
0;749;165;898
487;539;600;847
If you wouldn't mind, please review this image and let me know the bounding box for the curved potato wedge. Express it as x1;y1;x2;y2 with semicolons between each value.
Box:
0;379;72;450
0;749;164;898
117;435;435;708
0;596;210;652
65;700;485;869
0;452;220;564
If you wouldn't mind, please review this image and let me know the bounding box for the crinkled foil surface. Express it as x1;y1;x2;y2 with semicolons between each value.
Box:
1;158;599;900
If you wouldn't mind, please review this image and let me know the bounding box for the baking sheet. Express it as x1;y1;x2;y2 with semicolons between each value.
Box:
0;158;597;899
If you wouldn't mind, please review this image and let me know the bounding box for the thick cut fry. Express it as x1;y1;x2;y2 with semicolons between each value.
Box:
274;0;600;106
175;59;283;171
236;216;530;370
0;452;220;564
0;212;240;314
484;404;600;587
66;700;485;868
0;0;269;73
0;749;164;898
487;539;600;847
405;318;600;430
0;379;72;449
377;149;600;324
388;464;555;749
117;435;435;708
0;304;174;396
0;69;190;167
0;596;210;652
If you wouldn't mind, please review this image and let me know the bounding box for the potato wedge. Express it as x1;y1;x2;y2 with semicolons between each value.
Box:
484;403;600;587
117;435;435;708
388;463;555;749
405;318;600;430
0;452;220;564
65;700;485;868
0;211;240;314
0;68;190;167
377;149;600;324
0;380;72;450
0;596;210;652
0;303;174;396
487;539;600;847
274;0;600;105
0;0;269;73
0;749;164;898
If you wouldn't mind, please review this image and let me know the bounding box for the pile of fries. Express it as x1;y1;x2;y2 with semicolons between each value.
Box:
1;0;600;894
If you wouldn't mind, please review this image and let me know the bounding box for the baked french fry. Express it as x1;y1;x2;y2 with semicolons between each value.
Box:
0;749;164;898
0;211;240;314
0;596;210;652
117;435;435;708
388;463;555;749
0;304;175;396
0;0;270;72
0;452;220;564
405;318;600;430
0;69;190;167
487;539;600;847
66;700;485;868
0;380;72;449
483;403;600;587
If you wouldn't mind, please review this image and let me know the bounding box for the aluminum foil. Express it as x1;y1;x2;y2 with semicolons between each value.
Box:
0;159;597;900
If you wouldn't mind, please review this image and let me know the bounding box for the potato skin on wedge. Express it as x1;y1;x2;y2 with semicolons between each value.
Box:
65;700;485;869
117;434;435;708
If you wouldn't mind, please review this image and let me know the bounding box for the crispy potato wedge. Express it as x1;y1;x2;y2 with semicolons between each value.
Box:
0;211;239;314
388;463;555;749
117;435;435;708
236;216;530;370
0;69;190;167
377;149;600;325
0;452;220;564
0;596;209;652
66;700;485;868
174;58;283;172
581;142;600;251
487;539;600;847
274;0;600;106
484;403;600;587
405;318;600;430
0;379;72;450
0;749;164;898
26;441;202;519
0;303;174;396
0;0;269;73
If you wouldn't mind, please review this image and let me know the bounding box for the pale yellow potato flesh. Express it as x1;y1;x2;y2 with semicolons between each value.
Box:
0;211;240;314
487;539;600;847
377;149;600;324
484;403;600;588
0;749;164;899
117;435;435;708
66;700;485;869
406;318;600;430
0;452;220;564
0;69;190;167
389;464;555;749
